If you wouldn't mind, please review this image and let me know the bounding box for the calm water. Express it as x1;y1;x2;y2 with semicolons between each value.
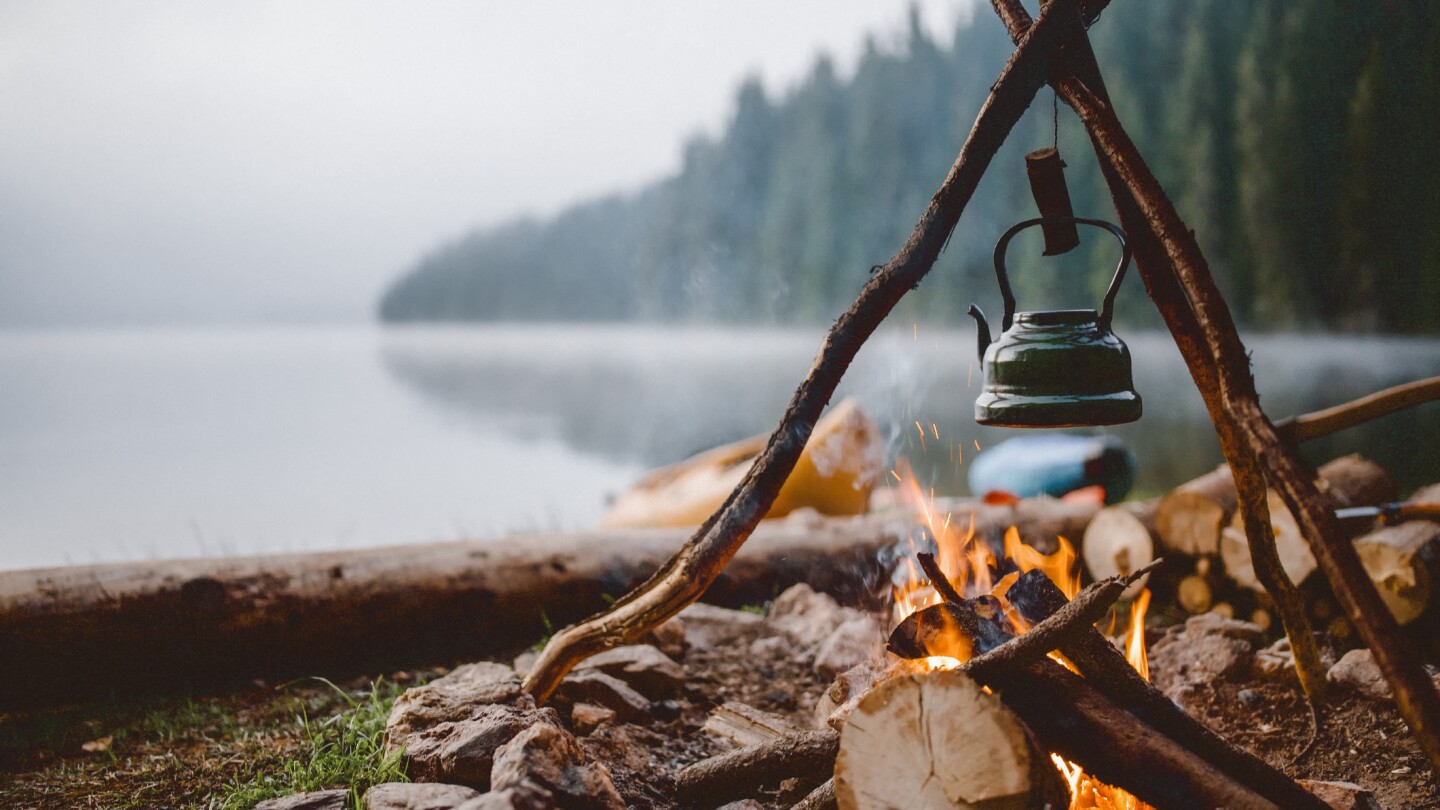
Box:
1;324;1436;571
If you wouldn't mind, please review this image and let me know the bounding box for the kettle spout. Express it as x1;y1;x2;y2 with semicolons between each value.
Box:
967;304;991;364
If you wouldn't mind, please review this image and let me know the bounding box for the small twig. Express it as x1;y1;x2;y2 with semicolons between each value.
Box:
675;729;838;806
915;551;965;604
1292;699;1324;766
791;778;837;810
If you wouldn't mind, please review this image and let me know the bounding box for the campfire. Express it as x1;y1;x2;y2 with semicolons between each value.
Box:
885;465;1154;810
849;465;1156;810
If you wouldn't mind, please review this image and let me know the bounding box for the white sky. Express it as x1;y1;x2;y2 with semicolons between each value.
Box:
0;0;979;326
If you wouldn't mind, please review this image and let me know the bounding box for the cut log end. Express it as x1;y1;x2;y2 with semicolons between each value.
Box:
1221;489;1315;592
1082;503;1156;596
835;669;1067;810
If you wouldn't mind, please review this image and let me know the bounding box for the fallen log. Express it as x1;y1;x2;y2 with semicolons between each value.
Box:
0;493;1103;710
834;669;1069;810
0;516;907;710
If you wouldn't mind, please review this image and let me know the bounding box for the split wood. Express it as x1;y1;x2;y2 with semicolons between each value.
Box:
519;0;1075;704
988;0;1440;770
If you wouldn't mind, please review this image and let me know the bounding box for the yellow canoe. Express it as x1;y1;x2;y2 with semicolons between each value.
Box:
599;398;884;529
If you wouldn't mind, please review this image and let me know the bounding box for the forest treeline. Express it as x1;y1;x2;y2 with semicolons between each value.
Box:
379;2;1440;333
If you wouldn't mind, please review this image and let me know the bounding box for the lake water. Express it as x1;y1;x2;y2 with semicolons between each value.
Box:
1;324;1436;571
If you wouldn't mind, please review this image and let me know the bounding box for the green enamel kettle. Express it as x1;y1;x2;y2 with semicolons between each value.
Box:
967;217;1142;428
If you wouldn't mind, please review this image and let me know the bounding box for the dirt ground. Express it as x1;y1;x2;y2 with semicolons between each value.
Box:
2;602;1437;809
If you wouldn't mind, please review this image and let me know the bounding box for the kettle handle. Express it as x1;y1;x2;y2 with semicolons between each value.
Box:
992;217;1131;330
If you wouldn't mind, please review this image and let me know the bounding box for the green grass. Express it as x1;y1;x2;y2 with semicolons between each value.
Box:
215;678;409;810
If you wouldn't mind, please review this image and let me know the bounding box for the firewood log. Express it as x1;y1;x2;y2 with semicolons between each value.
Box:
1081;500;1156;595
1353;483;1440;625
1213;455;1396;591
1156;462;1237;556
833;669;1069;810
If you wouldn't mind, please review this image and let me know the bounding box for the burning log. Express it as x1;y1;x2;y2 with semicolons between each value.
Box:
887;584;1289;810
1219;455;1398;592
1006;569;1330;810
1352;482;1440;625
833;669;1069;810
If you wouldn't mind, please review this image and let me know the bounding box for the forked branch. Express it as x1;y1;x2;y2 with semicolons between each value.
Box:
987;0;1440;771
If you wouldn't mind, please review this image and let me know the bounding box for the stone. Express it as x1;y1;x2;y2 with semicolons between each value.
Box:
716;801;768;810
767;583;868;647
1254;636;1336;684
1149;629;1252;698
1183;611;1266;646
255;790;348;810
553;669;650;721
1327;649;1392;700
385;662;551;789
678;602;762;650
575;644;685;698
396;704;560;789
387;663;531;736
1298;779;1383;810
571;702;617;734
642;617;689;659
748;634;794;661
490;721;626;810
364;782;481;810
812;616;884;681
511;650;539;676
453;783;554;810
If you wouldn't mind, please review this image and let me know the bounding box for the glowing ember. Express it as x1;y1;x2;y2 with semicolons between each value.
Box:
888;463;1154;810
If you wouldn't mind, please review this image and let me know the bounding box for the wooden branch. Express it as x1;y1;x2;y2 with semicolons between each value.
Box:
1007;570;1331;810
986;0;1330;705
1057;72;1440;772
1277;376;1440;443
999;661;1279;810
675;729;838;806
520;0;1075;704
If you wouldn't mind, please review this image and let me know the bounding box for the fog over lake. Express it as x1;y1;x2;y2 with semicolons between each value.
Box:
1;324;1434;571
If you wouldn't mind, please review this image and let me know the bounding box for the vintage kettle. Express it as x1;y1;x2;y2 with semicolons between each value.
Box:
967;217;1142;428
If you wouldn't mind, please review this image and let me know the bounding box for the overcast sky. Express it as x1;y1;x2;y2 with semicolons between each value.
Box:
0;1;978;327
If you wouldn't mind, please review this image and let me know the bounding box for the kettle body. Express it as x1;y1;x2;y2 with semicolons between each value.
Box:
969;218;1142;428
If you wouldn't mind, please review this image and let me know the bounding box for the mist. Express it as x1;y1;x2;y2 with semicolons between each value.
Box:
0;0;969;328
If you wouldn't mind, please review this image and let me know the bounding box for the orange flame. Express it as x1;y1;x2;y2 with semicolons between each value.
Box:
887;462;1153;810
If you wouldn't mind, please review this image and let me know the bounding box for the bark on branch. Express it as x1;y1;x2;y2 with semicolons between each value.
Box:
520;0;1076;704
985;0;1331;703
